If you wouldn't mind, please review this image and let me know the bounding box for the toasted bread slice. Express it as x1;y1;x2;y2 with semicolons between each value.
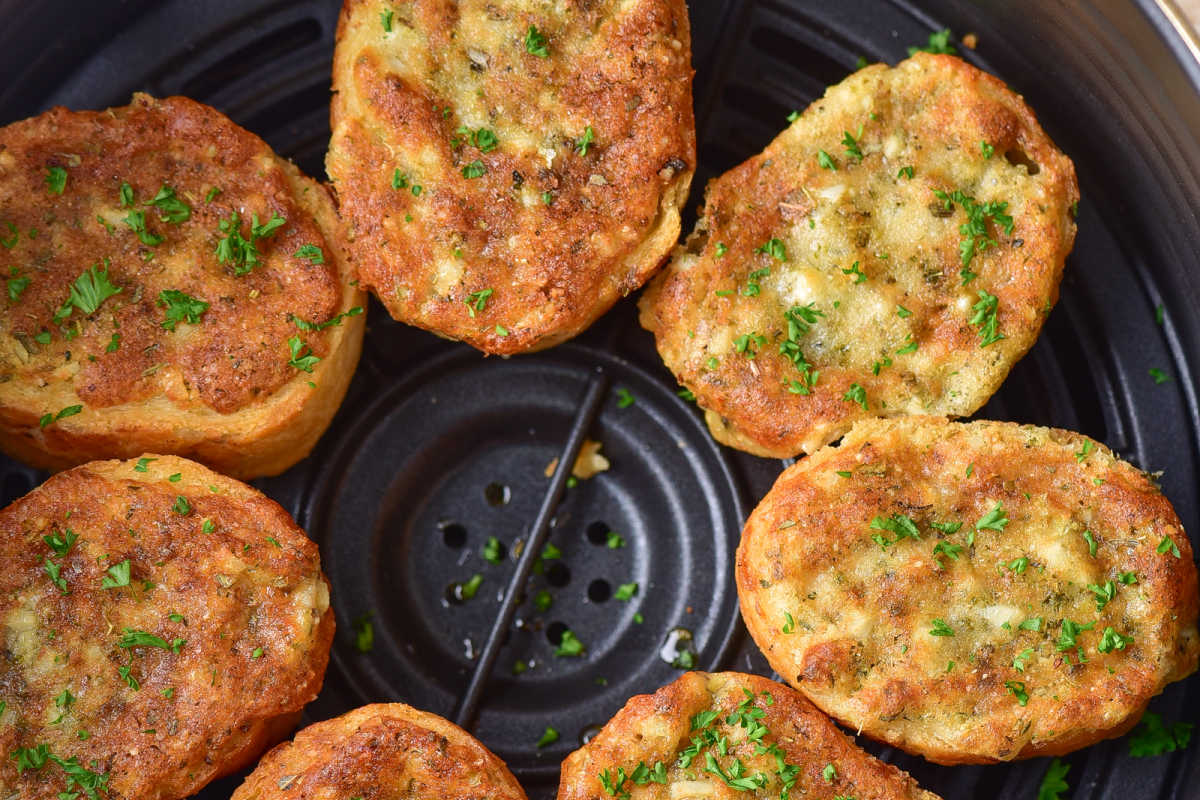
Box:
232;703;528;800
328;0;695;354
640;54;1079;457
0;455;334;800
0;94;365;478
559;671;940;800
737;416;1200;763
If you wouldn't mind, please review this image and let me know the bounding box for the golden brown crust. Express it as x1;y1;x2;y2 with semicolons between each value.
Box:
640;54;1079;457
558;671;940;800
736;417;1200;763
328;0;695;354
0;94;366;478
232;703;529;800
0;455;334;800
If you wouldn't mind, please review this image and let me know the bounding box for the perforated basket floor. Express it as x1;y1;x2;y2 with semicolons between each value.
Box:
1;2;1198;799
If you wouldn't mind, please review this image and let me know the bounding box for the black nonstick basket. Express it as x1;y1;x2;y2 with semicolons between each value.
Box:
2;1;1199;798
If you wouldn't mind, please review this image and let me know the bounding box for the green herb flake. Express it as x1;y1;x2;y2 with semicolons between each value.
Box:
537;727;560;748
287;336;320;373
1127;711;1194;757
555;629;585;657
908;28;956;56
575;126;596;157
525;25;550;57
817;149;837;170
842;383;868;411
1158;535;1181;558
929;618;955;637
45;166;68;195
101;559;131;589
614;582;638;601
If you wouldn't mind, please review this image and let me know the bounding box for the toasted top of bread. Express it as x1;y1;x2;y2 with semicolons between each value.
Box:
737;417;1199;763
640;54;1079;457
558;671;940;800
328;0;695;354
0;455;334;800
233;703;528;800
0;94;365;477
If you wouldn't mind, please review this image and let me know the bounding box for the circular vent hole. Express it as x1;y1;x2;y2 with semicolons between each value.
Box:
484;482;511;506
441;522;468;548
546;562;571;587
546;620;569;646
587;579;611;603
586;521;611;545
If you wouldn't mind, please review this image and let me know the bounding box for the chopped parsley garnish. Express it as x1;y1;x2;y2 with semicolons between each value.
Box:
1082;529;1098;557
134;457;155;472
205;186;221;203
981;141;995;159
932;541;963;562
119;182;135;207
1097;626;1134;653
1075;440;1093;462
555;629;585;657
842;383;867;410
1038;759;1070;800
975;502;1009;534
145;184;190;223
537;727;560;748
930;520;962;534
1005;680;1029;706
817;149;837;170
896;304;913;318
290;306;364;331
715;242;728;257
40;405;82;429
7;268;29;302
354;614;374;652
929;618;955;637
1008;556;1029;574
171;496;191;516
933;189;1013;283
461;159;487;179
842;126;864;162
215;211;286;275
294;244;325;264
460;573;483;600
607;531;626;548
1157;534;1181;558
969;289;1004;347
68;262;122;315
1056;619;1094;651
118;629;184;653
871;513;921;543
1019;617;1043;632
841;261;866;283
457;126;499;153
287;336;320;373
1149;367;1171;384
43;557;69;594
614;582;638;601
782;612;795;633
822;763;837;783
381;8;393;31
615;387;636;408
533;589;553;612
45;166;68;195
495;324;509;337
1120;571;1138;585
157;290;209;331
123;210;164;246
106;333;121;352
1013;647;1034;672
742;267;770;296
1127;712;1194;757
525;25;550;57
101;559;131;589
898;165;915;179
391;169;409;190
464;288;493;317
779;303;823;393
908;28;956;56
734;332;766;358
575;126;596;156
482;536;503;564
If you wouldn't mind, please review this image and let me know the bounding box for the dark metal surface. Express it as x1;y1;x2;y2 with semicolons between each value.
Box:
0;1;1198;799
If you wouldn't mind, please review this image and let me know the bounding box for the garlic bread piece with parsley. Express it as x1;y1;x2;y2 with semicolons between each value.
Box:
233;703;528;800
640;53;1079;457
0;455;334;800
328;0;695;354
558;671;940;800
0;94;365;478
737;416;1199;764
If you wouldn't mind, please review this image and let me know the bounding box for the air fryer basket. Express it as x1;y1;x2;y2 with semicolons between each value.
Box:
0;1;1198;798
